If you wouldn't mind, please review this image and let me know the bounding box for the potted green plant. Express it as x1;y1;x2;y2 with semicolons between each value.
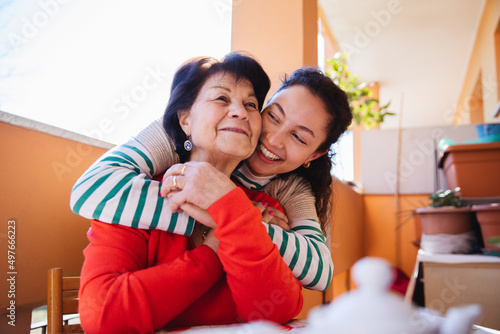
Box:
415;188;476;253
324;52;395;129
416;188;474;234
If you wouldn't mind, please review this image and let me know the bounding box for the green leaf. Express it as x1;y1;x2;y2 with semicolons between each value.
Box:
324;52;395;128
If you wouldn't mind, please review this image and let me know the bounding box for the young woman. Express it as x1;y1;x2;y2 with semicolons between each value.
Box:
78;54;303;333
70;61;352;292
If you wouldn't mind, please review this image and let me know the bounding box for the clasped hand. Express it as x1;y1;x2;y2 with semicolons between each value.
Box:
160;161;235;227
160;162;289;231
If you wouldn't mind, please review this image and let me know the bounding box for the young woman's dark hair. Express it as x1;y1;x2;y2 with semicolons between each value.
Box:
275;67;352;234
163;52;270;162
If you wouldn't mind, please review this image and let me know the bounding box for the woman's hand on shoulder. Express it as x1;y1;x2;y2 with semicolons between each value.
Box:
161;161;236;212
253;201;289;231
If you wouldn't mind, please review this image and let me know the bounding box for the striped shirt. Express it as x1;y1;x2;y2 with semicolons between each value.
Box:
70;119;333;291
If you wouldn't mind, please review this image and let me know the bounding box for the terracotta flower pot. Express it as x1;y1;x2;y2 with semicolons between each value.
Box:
415;206;474;235
439;142;500;197
473;203;500;251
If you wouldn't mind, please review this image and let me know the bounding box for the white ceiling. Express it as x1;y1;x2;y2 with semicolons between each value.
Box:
319;0;486;129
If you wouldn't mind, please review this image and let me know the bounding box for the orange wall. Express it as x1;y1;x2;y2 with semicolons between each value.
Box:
327;180;365;303
297;179;364;317
363;194;429;276
231;0;318;95
0;122;108;333
330;180;365;275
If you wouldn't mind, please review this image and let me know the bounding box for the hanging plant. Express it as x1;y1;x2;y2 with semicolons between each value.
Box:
324;52;395;129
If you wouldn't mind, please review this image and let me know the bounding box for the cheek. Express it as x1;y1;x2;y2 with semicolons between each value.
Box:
287;151;302;165
250;116;262;136
261;116;271;130
259;119;272;138
192;123;215;144
288;147;311;164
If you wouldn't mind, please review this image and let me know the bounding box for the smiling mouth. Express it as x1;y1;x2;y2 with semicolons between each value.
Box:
259;143;281;161
220;128;248;136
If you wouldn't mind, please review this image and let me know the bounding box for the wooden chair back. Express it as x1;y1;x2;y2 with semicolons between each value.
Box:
47;267;83;334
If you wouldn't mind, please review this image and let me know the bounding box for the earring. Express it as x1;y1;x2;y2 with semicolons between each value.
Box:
303;161;310;168
184;137;192;151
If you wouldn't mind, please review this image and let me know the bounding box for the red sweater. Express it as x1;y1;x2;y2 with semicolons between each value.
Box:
78;187;303;333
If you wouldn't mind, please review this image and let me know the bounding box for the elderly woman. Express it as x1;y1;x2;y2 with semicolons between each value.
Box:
78;54;303;333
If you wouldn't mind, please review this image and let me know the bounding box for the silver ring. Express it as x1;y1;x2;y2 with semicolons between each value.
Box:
180;165;187;176
173;175;177;188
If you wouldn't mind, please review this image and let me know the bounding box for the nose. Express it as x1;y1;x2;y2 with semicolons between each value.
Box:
266;128;285;149
228;102;249;120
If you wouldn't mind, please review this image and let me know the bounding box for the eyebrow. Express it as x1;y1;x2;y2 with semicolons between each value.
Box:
273;102;315;137
212;85;257;98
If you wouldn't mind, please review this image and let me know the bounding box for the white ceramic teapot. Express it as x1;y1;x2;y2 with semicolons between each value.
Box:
304;257;481;334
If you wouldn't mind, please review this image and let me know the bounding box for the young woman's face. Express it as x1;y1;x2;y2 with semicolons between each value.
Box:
246;85;330;177
178;72;261;169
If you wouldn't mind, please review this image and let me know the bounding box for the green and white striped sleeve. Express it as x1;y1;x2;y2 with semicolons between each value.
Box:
69;120;195;235
263;175;334;291
266;219;332;291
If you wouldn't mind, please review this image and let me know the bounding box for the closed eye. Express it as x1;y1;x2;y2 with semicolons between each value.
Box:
246;102;258;110
292;132;306;144
216;96;229;102
268;111;279;123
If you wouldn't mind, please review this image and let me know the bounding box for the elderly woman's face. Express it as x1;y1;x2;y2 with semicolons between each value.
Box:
178;72;261;165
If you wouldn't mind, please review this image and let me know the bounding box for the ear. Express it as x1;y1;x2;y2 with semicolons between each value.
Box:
304;150;328;164
177;110;191;137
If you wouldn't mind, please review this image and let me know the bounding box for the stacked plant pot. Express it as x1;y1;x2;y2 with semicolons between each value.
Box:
415;189;477;254
473;204;500;254
439;140;500;255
